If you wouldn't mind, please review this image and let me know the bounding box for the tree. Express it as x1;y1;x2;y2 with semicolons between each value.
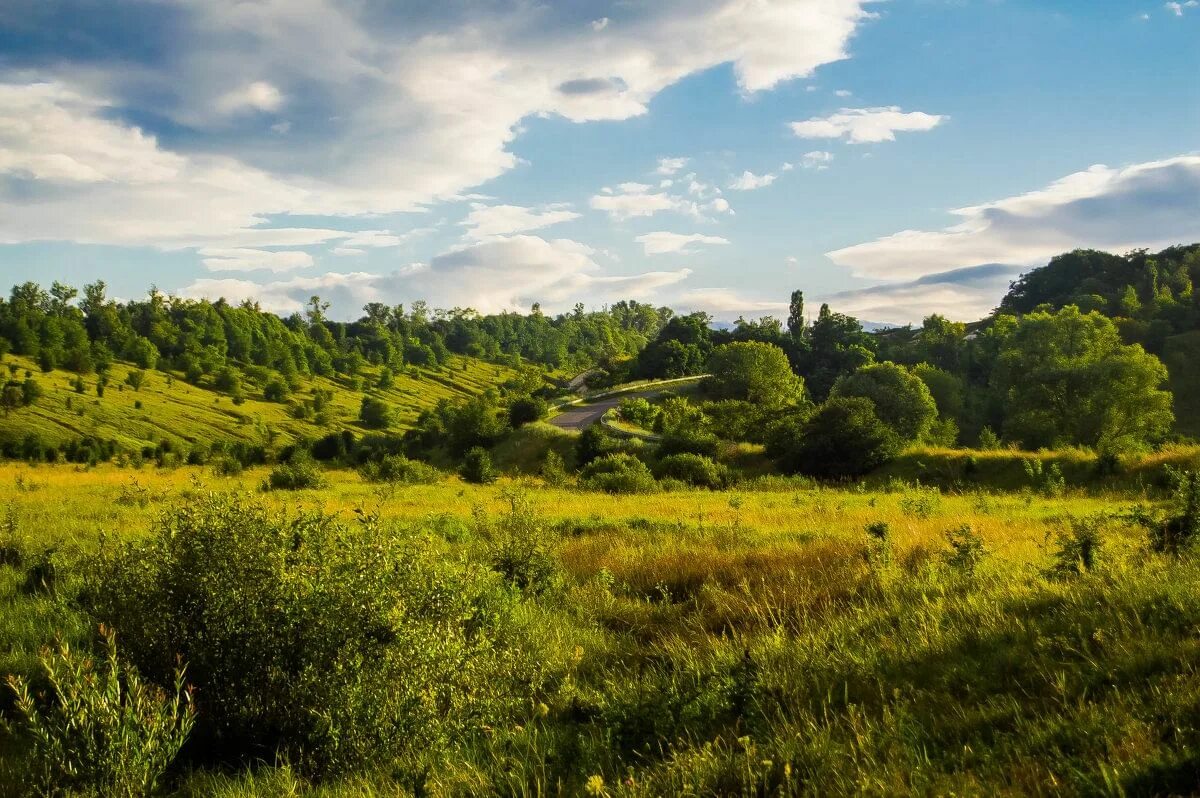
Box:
125;370;146;391
1;381;23;416
263;378;289;403
359;396;394;429
460;446;498;484
787;290;805;339
508;396;547;428
704;341;805;409
768;397;900;478
993;306;1174;450
832;362;937;444
799;304;875;400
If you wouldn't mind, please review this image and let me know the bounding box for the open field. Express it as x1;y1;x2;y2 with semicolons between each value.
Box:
3;460;1200;795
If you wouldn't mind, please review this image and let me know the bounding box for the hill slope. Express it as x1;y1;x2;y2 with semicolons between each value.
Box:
0;354;516;453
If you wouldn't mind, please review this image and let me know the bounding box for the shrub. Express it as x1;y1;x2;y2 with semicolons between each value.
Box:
540;449;568;487
655;453;729;489
580;453;656;494
657;430;720;459
88;493;522;777
618;397;659;428
1048;515;1105;577
863;521;892;566
768;397;900;479
265;454;326;491
358;396;394;429
359;454;442;485
262;378;289;402
507;396;547;428
831;362;937;444
1130;468;1200;556
460;446;498;484
6;626;195;798
942;524;986;575
576;423;620;468
479;489;560;594
1023;459;1065;497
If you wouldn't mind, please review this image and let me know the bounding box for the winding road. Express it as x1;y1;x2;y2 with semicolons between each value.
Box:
547;376;708;432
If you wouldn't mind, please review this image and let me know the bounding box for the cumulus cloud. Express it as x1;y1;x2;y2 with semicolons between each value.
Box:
461;203;580;239
827;155;1200;280
801;150;834;169
1166;1;1198;16
0;0;874;254
182;234;692;316
728;170;777;190
656;156;690;175
635;232;730;255
790;106;945;143
590;182;704;220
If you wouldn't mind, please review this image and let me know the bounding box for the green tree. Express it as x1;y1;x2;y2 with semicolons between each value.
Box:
125;370;146;391
786;290;806;339
704;341;805;409
768;397;900;478
359;396;394;429
460;446;498;484
832;362;937;444
993;306;1174;450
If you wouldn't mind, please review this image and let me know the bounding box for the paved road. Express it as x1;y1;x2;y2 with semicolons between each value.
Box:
548;391;654;431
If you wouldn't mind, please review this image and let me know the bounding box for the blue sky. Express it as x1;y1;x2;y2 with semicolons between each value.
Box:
0;0;1197;323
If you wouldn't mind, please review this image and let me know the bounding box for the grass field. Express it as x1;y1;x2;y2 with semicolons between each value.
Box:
3;458;1200;796
0;354;517;452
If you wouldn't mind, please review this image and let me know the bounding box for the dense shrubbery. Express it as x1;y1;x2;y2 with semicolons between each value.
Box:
768;397;900;478
655;453;729;489
358;454;443;485
264;453;326;490
87;493;528;778
579;453;657;494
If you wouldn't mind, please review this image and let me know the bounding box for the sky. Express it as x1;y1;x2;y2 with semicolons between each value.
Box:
0;0;1197;325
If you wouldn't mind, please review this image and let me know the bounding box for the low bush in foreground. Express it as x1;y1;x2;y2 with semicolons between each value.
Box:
87;492;529;778
579;453;657;494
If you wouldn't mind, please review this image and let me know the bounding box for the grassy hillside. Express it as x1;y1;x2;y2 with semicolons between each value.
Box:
0;354;517;452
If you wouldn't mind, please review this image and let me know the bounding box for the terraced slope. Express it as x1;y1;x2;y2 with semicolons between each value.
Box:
0;355;516;451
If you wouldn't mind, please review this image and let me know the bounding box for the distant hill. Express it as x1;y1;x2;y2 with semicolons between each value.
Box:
0;354;516;455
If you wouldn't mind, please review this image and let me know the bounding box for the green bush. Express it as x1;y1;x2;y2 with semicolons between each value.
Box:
460;446;498;484
88;493;523;778
262;378;289;402
657;430;720;459
507;396;547;428
580;453;657;494
654;453;729;489
358;396;394;429
6;626;195;798
479;490;560;594
264;454;325;491
358;454;443;485
618;397;659;428
768;397;900;479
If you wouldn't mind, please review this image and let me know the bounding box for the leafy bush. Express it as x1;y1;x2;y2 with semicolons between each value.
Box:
576;423;621;468
478;490;560;594
942;524;986;575
1130;468;1200;556
580;453;657;494
655;453;729;489
1023;459;1065;497
5;626;195;798
618;397;659;428
264;454;325;491
1048;515;1105;577
358;396;393;429
88;493;522;777
262;378;289;402
540;449;568;487
507;396;547;428
460;446;498;484
657;430;720;459
768;397;900;479
358;454;442;485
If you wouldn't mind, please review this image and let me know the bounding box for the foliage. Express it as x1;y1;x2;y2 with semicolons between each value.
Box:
358;454;442;485
832;362;938;443
656;430;720;459
540;449;568;487
1130;468;1200;556
579;453;656;494
1023;458;1066;498
942;524;986;575
993;306;1174;450
87;492;522;778
768;397;900;478
5;625;195;798
617;397;659;428
358;396;394;429
654;453;729;489
704;341;805;409
460;446;499;484
507;395;548;428
265;453;326;490
478;489;560;594
1047;515;1106;577
576;424;621;469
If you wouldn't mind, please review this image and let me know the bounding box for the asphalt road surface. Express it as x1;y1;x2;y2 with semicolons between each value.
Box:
548;391;654;431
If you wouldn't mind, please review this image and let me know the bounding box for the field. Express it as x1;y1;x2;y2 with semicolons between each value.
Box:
0;354;517;452
3;458;1200;796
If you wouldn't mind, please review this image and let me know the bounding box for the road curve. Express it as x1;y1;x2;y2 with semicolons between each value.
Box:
548;392;651;431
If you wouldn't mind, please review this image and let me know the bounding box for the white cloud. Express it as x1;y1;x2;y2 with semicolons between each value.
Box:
215;81;284;115
656;156;690;175
818;265;1021;325
834;89;852;97
183;234;692;316
589;181;715;221
676;288;788;317
729;170;777;190
199;248;314;273
801;150;834;169
705;197;733;215
1166;1;1198;15
827;155;1200;280
461;203;580;239
592;17;610;31
635;231;730;255
0;0;873;253
790;106;945;143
